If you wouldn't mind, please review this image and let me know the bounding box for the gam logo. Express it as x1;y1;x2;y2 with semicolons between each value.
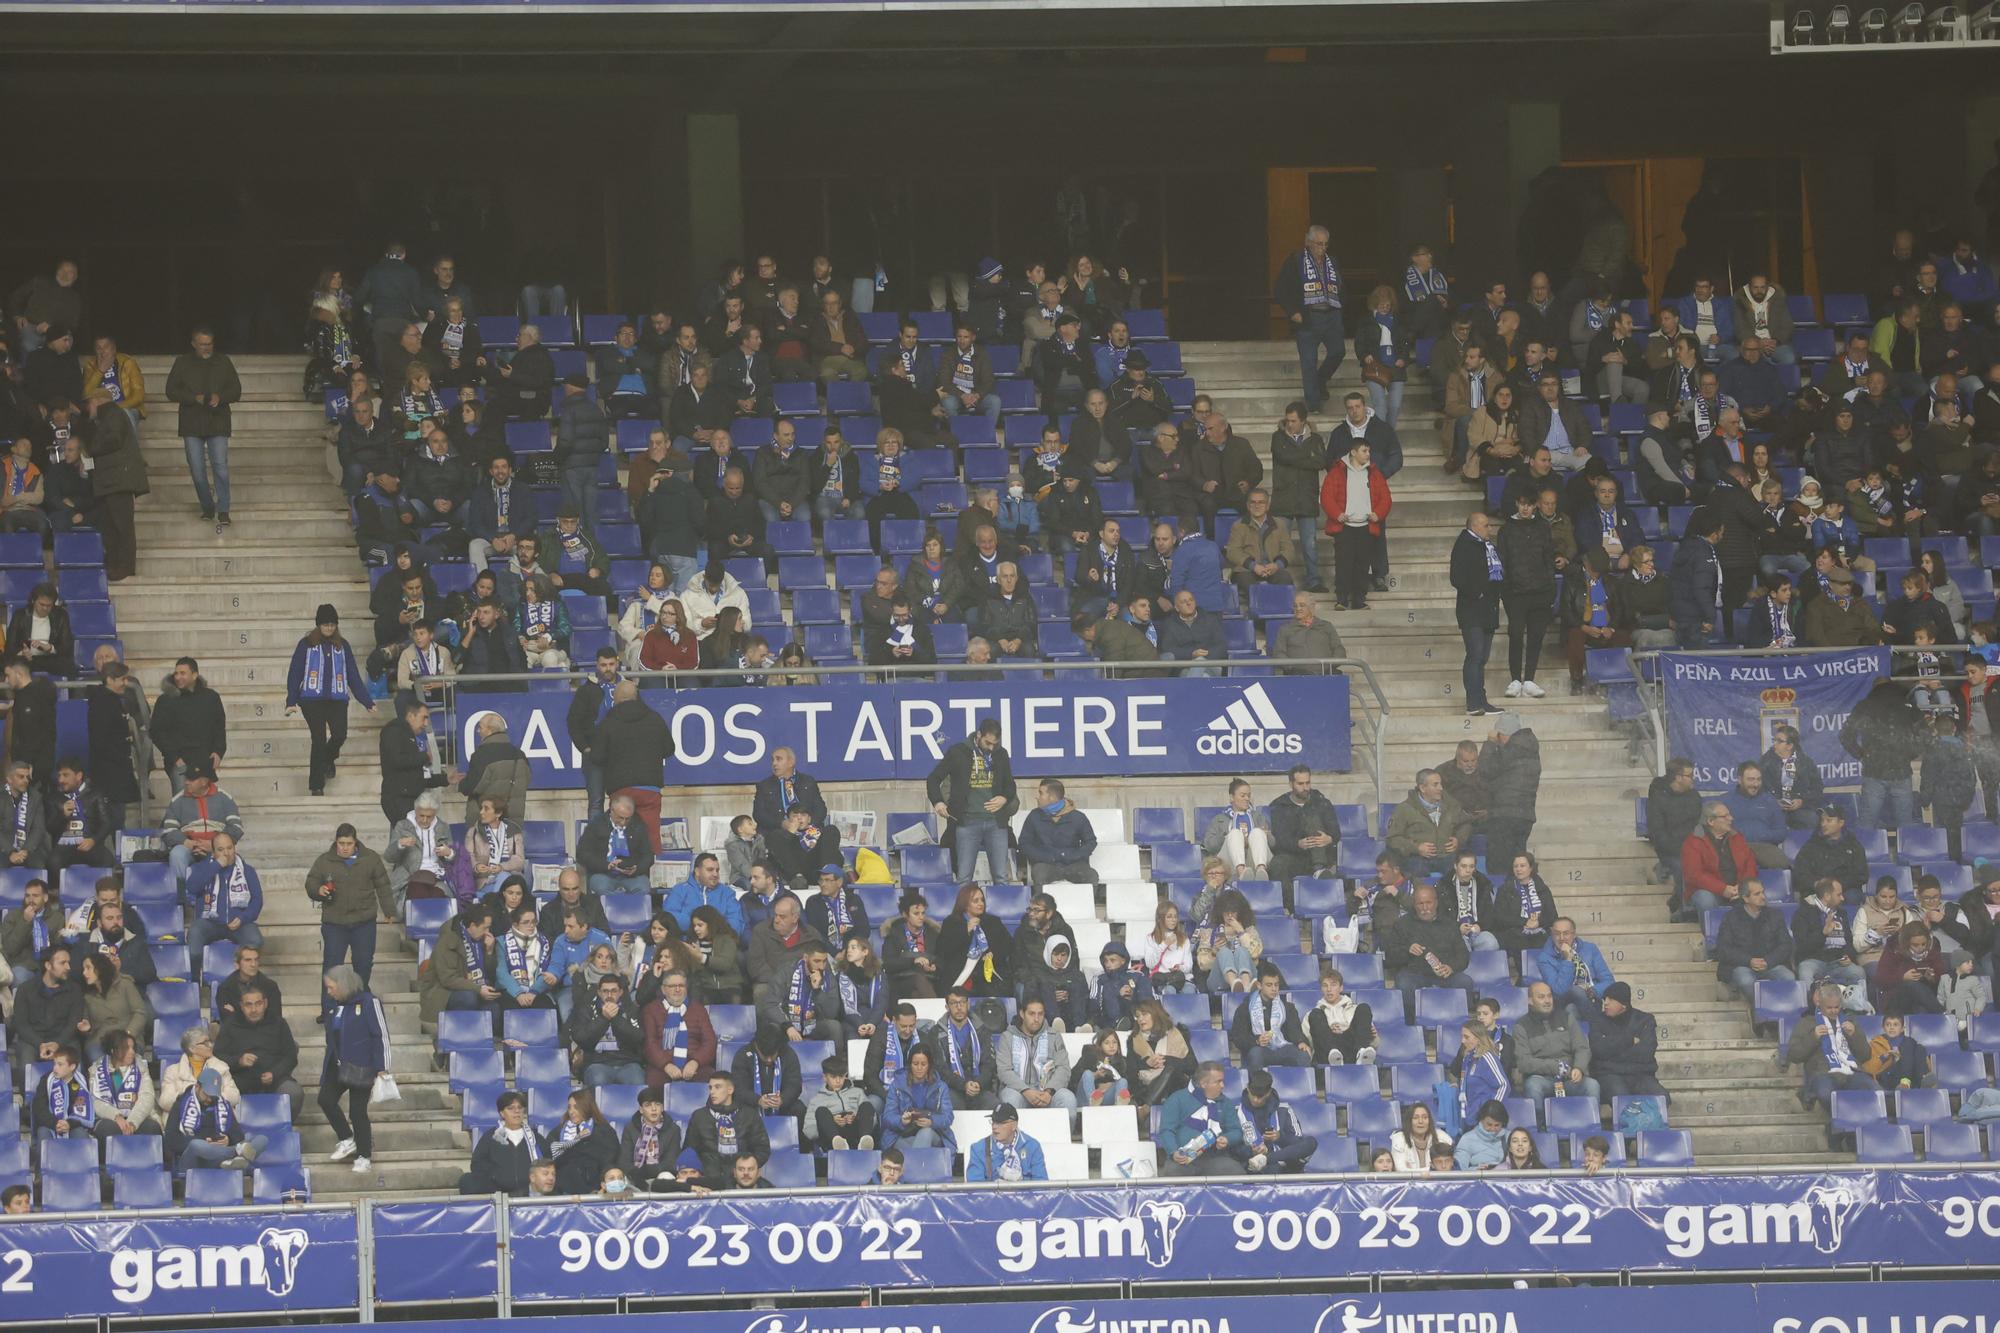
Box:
111;1227;310;1304
996;1198;1188;1275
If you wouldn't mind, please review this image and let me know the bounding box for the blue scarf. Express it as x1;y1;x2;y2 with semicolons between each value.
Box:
786;961;819;1026
1300;252;1339;308
46;1069;91;1126
31;910;48;956
8;789;30;851
713;1107;739;1154
1404;264;1448;302
658;1003;690;1063
941;1017;981;1077
301;641;348;698
504;930;547;988
460;928;487;986
91;1058;139;1113
1588;579;1610;630
823;889;853;935
526;601;556;636
608;822;630;861
1482;538;1503;581
1516;875;1543;917
492;481;513;531
178;1088;233;1140
1818;1016;1858;1074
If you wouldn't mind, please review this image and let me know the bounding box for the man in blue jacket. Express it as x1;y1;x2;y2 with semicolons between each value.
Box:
1674;277;1737;364
1667;508;1725;647
1272;224;1345;413
661;853;746;939
964;1102;1048;1182
1532;917;1615;1017
1164;524;1230;613
1722;764;1791;868
1157;1062;1245;1176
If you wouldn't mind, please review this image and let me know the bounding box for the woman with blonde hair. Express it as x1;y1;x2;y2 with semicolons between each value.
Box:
1354;284;1412;427
306;268;362;398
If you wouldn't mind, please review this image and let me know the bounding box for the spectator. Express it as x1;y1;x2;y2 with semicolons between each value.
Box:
1158;1061;1245;1177
1494;851;1558;953
547;1089;621;1195
1073;1027;1131;1106
1758;726;1825;831
212;945;275;1025
305;824;394;1019
1667;508;1726;648
11;260;82;356
458;1091;550;1196
1433;850;1497;953
577;795;655;895
1386;767;1471;880
804;1054;884;1153
732;1025;803;1120
1302;966;1373;1065
1533;918;1614;1017
317;962;388;1173
1443;343;1505;475
660;853;745;940
744;893;824;997
164;327;241;526
1;876;60;989
1449;513;1506;719
1782;982;1876;1118
1511;981;1599;1112
1854;877;1917;969
1092;939;1156;1031
1381;884;1476;1005
161;765;243;890
75;950;147;1056
1876;922;1977;1018
1260;766;1336;890
420;901;501;1026
1235;1068;1319;1174
1794;875;1870;1006
184;832;263;974
1840;679;1925;829
83;402;146;582
1562;549;1630;691
1017;779;1097;889
1389;1102;1450;1174
1682;802;1757;914
87;1028;160;1141
1230;961;1312;1072
618;1087;694;1194
996;996;1074;1113
1712;877;1797;1002
1159;588;1227;677
214;982;300;1121
167;1064;263;1177
642;967;717;1088
285;606;375;797
1223;487;1300;601
1722;764;1791;869
1479;714;1541;872
1318;438;1390;612
759;938;842;1043
1199;778;1274;880
596;682;674;853
573;972;649;1089
926;720;1017;886
1137;423;1199;518
1588;982;1668;1105
467;797;526;896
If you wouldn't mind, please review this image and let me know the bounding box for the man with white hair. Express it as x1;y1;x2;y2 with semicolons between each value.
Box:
1273;224;1345;413
387;790;458;913
491;324;555;421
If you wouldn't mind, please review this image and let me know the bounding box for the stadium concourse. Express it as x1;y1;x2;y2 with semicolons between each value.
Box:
19;339;1810;1209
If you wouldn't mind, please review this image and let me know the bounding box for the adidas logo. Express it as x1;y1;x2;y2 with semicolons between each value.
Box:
1197;683;1304;757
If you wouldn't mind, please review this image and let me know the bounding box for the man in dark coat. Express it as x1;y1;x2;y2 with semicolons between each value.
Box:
149;657;227;786
1668;508;1725;648
752;747;827;842
1479;715;1542;874
1449;512;1504;717
596;682;675;853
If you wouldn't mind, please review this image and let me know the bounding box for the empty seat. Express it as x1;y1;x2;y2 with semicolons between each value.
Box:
1855;1122;1915;1164
184;1166;247;1206
503;1009;559;1048
40;1171;102;1211
1150;842;1201;881
1921;1121;1985;1163
1636;1129;1695;1167
1831;1090;1887;1133
113;1170;174;1210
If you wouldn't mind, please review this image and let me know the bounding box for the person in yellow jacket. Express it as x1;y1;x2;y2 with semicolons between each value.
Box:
77;332;147;429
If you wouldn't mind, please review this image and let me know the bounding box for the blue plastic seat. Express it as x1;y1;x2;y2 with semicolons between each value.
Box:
1335;837;1384;878
1543;1096;1600;1136
252;1166;311;1204
1831;1089;1888;1132
1922;1121;1985;1163
827;1150;882;1185
1463;951;1513;988
1933;1049;1992;1092
1131;807;1184;846
1372;1025;1426;1065
437;1010;493;1055
899;844;953;884
777;556;826;591
1752;979;1807;1030
503;1009;559;1048
1322;1064;1383;1104
40;1171;101;1211
184;1166;246;1206
1636;1129;1695;1167
1150;842;1201;881
1856;1122;1915;1164
898;1146;952;1183
1345;1098;1400;1143
1389;1063;1445;1102
1895;824;1948;865
113;1170;173;1210
1158;991;1213;1030
1895;1087;1953;1129
41;1136;96;1174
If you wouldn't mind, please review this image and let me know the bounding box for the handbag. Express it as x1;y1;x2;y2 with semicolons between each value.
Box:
338;1061;375;1088
1361;360;1394;388
370;1072;403;1105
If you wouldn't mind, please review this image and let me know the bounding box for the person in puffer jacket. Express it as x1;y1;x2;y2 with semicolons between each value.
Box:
1090;939;1154;1031
1027;936;1090;1031
802;1056;880;1152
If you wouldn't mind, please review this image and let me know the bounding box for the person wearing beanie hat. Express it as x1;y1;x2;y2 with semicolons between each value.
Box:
1108;347;1173;434
1586;980;1670;1107
286;605;376;797
22;322;82;409
731;1023;804;1119
164;327;243;527
554;361;610;535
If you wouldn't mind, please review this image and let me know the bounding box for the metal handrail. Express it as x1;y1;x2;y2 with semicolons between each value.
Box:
436;655;1394;809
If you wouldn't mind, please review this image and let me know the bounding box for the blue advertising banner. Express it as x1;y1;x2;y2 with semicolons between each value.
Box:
458;676;1350;789
198;1284;2000;1333
1660;648;1887;792
0;1206;358;1323
497;1169;1992;1301
372;1200;500;1304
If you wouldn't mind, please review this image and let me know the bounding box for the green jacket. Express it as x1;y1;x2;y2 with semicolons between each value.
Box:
1385;788;1474;862
86;406;150;497
1092;617;1161;676
307;845;394;926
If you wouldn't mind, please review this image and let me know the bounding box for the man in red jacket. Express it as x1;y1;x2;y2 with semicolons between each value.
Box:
1682;801;1759;913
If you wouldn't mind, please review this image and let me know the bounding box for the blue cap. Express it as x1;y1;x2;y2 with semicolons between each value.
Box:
976;257;1003;281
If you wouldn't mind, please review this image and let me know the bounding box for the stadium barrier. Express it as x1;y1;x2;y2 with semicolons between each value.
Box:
177;1284;2000;1333
6;1169;2000;1323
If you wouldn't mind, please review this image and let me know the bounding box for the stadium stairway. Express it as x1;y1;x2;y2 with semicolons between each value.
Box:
98;347;1834;1202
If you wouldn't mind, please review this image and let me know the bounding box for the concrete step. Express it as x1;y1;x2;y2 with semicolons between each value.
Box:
1688;1122;1838;1158
133;513;357;541
114;552;368;582
121;589;375;620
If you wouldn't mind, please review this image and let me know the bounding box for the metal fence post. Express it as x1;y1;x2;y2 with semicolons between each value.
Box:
496;1193;513;1318
357;1199;375;1323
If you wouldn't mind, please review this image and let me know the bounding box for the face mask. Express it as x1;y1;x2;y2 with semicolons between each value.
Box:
604;1178;630;1195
